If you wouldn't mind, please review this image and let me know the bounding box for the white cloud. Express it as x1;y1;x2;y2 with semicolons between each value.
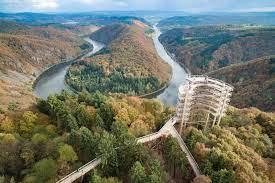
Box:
1;0;59;11
1;0;275;12
78;0;97;4
73;0;128;10
235;6;275;12
113;0;128;7
30;0;59;10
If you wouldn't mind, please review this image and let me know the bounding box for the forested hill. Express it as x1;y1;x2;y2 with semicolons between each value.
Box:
158;14;275;31
208;57;275;112
159;25;275;111
0;12;148;26
0;20;92;109
0;20;90;75
159;25;275;74
66;21;172;96
90;23;129;44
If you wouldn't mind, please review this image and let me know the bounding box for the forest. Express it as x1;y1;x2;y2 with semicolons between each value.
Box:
66;22;171;97
66;61;161;95
184;107;275;183
0;91;196;182
159;24;275;112
159;25;275;74
209;57;275;112
0;90;274;183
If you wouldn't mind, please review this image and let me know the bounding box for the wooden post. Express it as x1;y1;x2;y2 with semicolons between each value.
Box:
212;116;217;127
179;84;191;135
204;113;210;131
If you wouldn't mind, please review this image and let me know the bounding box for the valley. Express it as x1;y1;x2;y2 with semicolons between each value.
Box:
0;11;274;183
158;23;275;111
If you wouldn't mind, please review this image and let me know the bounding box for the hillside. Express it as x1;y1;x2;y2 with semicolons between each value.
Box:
0;12;148;26
0;20;92;110
158;14;275;31
184;106;275;183
0;90;274;183
66;22;172;96
208;57;274;112
90;23;129;44
159;25;275;74
0;91;186;183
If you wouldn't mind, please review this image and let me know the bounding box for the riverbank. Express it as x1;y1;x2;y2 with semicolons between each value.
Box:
153;26;188;106
33;25;188;106
32;50;90;90
33;38;104;99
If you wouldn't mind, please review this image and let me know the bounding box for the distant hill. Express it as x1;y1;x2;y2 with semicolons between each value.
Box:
0;12;148;26
0;19;30;33
0;21;89;75
66;21;172;95
208;57;275;112
159;25;275;111
159;25;275;74
90;23;129;44
158;13;275;31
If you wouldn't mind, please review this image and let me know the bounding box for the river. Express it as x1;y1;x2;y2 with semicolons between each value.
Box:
34;27;188;106
33;38;105;99
153;26;188;106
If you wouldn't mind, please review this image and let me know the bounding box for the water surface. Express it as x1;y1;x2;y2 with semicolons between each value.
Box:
34;38;104;99
153;26;188;106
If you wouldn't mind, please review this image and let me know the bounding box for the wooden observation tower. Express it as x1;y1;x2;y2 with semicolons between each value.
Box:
176;75;234;134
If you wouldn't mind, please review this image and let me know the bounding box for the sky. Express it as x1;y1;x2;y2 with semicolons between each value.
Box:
1;0;275;13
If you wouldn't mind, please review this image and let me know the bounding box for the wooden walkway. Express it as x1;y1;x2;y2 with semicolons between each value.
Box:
56;117;201;183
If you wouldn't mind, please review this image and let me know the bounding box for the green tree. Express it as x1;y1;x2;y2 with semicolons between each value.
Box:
0;106;4;114
99;103;115;130
130;161;146;183
68;127;97;161
97;131;117;172
212;169;235;183
31;158;58;183
75;105;94;128
58;144;78;163
147;159;165;183
31;134;48;144
79;91;108;108
20;143;35;168
163;136;188;177
8;101;19;111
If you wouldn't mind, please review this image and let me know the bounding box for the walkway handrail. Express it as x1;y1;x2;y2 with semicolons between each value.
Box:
171;127;202;176
137;132;162;143
56;158;101;183
137;132;159;140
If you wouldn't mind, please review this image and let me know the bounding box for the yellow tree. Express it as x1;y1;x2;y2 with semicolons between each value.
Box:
19;111;37;135
0;117;14;133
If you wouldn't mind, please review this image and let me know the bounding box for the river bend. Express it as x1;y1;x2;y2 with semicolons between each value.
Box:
34;27;187;106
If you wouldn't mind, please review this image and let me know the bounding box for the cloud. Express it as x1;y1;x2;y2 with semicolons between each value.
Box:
76;0;128;8
235;6;275;12
1;0;59;12
1;0;275;12
30;0;59;10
